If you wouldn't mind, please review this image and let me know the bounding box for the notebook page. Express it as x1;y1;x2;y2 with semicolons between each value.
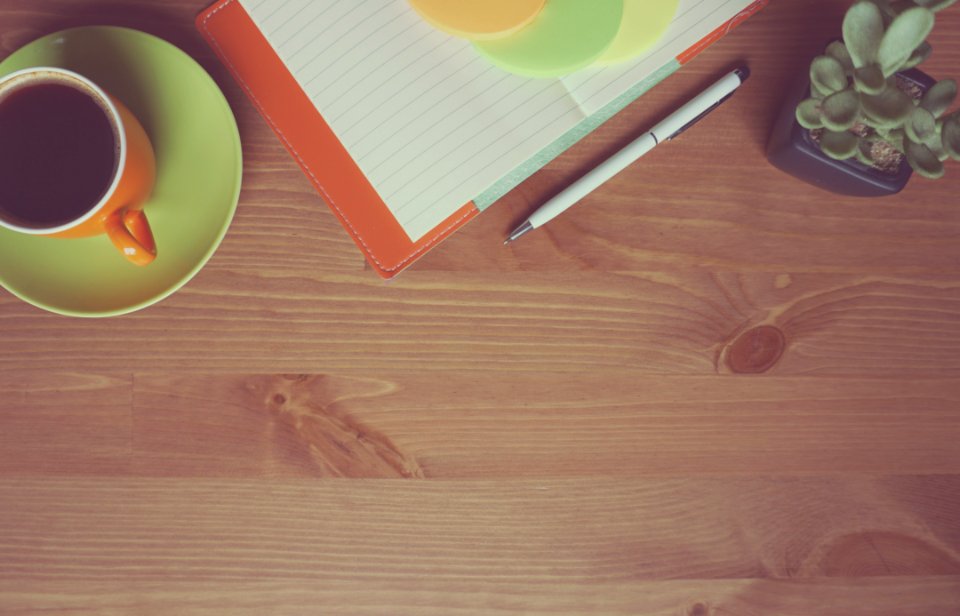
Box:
241;0;585;242
560;0;758;115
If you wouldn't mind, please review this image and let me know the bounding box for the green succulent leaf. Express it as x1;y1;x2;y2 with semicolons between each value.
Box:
919;79;958;118
927;137;950;162
796;98;824;129
854;64;886;94
810;55;849;95
825;41;855;75
820;130;861;159
942;116;960;160
884;127;908;153
860;86;915;127
821;89;861;131
905;139;945;177
810;84;827;100
901;42;933;70
905;107;937;143
878;7;935;77
860;116;882;131
844;1;885;68
855;140;877;165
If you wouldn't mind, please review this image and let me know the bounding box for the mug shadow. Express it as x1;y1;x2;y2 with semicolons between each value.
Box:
6;1;240;120
17;2;216;70
49;30;167;174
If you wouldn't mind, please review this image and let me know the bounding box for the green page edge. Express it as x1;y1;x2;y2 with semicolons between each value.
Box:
473;59;681;210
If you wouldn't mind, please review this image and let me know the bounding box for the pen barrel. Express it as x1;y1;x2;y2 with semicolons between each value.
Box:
530;133;658;227
649;70;744;141
525;68;746;231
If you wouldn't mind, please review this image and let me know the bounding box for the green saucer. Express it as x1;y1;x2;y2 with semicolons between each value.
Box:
0;26;242;317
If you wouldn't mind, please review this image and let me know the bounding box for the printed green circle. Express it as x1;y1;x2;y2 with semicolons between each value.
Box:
473;0;624;78
595;0;680;66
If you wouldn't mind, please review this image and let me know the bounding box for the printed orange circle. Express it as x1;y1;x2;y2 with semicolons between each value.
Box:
408;0;546;40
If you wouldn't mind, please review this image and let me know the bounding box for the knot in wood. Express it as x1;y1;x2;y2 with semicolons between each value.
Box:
689;603;709;616
726;325;786;374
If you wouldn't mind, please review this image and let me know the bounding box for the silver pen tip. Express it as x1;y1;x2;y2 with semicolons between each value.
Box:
504;221;534;245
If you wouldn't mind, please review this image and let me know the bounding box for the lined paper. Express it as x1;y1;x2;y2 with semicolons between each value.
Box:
241;0;756;242
242;0;582;241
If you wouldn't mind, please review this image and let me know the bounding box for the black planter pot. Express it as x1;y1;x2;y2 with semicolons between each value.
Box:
766;67;936;197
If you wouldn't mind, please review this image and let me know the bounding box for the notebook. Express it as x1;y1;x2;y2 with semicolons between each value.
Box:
198;0;768;278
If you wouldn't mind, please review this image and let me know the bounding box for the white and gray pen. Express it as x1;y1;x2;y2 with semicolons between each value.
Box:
504;66;750;244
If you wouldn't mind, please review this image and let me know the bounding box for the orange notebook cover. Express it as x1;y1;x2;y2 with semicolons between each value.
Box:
197;0;767;279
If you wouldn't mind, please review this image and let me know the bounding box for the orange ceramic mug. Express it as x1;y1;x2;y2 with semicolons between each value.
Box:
0;67;157;265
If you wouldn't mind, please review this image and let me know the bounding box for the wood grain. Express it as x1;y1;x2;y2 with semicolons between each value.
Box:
2;0;960;613
2;371;959;478
3;272;960;375
1;478;960;614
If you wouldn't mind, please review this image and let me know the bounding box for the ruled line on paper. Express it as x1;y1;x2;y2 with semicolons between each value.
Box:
285;0;378;67
347;64;511;165
385;84;578;205
321;34;460;127
368;75;551;180
274;2;340;47
402;91;597;222
259;0;310;34
343;58;507;153
301;17;421;92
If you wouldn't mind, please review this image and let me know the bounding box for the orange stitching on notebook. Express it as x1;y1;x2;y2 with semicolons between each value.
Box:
199;0;475;273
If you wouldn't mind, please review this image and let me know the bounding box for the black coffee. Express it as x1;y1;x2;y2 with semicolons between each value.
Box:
0;80;118;228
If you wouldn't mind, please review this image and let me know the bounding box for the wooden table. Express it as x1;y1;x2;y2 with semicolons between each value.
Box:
3;1;960;613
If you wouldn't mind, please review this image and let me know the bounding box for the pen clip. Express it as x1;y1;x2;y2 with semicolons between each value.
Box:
665;91;736;141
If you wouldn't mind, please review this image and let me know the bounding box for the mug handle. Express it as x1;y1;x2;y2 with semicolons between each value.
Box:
104;208;157;266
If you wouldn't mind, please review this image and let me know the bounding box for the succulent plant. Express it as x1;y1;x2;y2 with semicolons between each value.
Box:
796;0;960;179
